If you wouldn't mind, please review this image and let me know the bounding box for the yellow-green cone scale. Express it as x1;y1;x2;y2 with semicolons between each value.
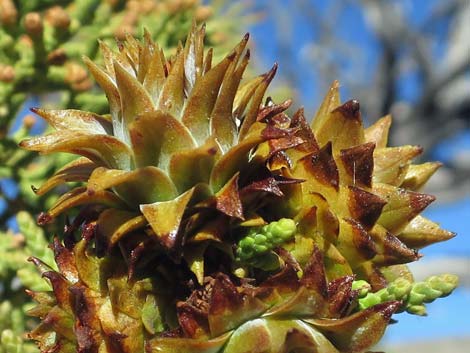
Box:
21;25;457;353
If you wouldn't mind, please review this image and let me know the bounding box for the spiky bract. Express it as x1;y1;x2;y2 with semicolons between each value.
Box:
21;24;457;353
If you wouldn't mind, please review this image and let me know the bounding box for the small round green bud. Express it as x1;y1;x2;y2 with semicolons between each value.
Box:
389;278;412;298
236;219;297;263
254;234;268;245
377;288;392;302
254;244;268;253
270;218;296;239
233;267;247;278
352;280;371;297
427;274;459;295
239;237;254;249
358;293;381;310
407;304;427;316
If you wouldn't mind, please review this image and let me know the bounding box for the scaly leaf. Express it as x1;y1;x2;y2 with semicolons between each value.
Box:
20;131;132;170
129;110;196;170
141;187;196;249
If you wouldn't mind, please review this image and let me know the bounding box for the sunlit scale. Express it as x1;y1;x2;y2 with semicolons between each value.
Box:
21;24;456;353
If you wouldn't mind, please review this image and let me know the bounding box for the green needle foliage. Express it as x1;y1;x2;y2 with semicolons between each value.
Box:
356;274;459;315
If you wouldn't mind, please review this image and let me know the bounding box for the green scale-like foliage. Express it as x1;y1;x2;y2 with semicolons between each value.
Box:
356;274;458;315
0;212;56;353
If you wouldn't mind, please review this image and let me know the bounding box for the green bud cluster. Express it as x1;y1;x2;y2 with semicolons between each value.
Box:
357;274;459;315
236;218;297;262
351;279;372;298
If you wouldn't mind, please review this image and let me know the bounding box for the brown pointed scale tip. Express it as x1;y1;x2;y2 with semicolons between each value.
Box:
226;50;237;61
215;174;244;220
28;107;51;122
244;48;251;60
328;275;356;317
233;32;250;51
29;107;40;115
349;186;386;229
415;145;424;156
263;62;278;83
309;141;339;190
346;218;377;260
409;192;436;215
375;300;402;320
378;231;421;264
37;212;53;225
24;289;35;299
290;107;306;127
27;256;44;268
340;142;376;188
41;271;69;298
300;246;328;296
333;99;361;121
50;236;79;282
27;256;54;275
257;99;292;122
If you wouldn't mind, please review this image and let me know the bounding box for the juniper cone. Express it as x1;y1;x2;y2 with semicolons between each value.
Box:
20;24;457;353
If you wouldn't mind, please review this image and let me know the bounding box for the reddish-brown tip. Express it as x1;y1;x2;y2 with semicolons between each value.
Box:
333;99;361;121
245;48;251;60
409;192;436;215
264;62;278;83
340;142;376;188
27;256;42;267
37;212;53;225
349;186;386;229
374;300;402;320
